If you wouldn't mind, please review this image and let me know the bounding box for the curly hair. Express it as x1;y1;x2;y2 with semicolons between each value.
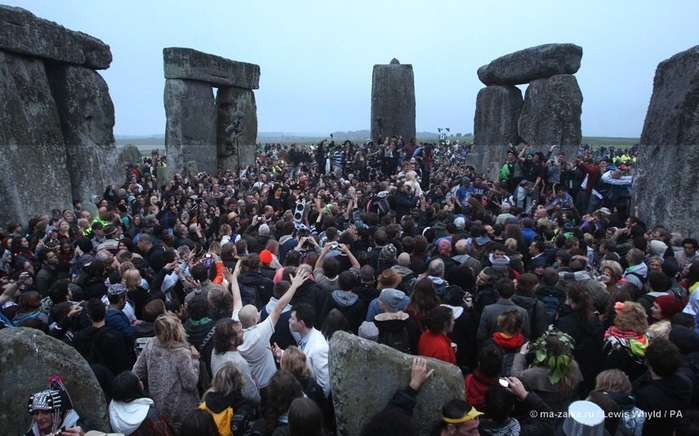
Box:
566;282;594;322
212;318;240;355
613;301;648;334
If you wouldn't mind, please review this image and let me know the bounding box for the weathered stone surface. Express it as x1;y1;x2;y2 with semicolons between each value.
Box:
370;60;416;141
478;43;582;86
163;47;260;89
0;51;73;227
329;332;464;436
634;47;699;238
164;79;218;178
473;85;523;145
633;145;699;238
518;74;583;147
0;328;111;435
640;45;699;146
216;87;258;173
0;5;112;69
118;144;145;168
46;65;122;206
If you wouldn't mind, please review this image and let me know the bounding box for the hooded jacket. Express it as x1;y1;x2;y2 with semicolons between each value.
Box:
373;312;420;355
319;290;365;334
109;398;155;435
623;262;648;290
464;369;497;412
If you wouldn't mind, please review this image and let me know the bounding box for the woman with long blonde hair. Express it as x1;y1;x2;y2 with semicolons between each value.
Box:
133;313;200;429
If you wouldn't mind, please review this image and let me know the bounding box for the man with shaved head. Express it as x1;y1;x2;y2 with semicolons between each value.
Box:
236;269;308;395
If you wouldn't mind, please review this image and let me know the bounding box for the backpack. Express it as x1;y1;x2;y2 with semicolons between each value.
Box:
469;239;493;263
199;401;258;436
625;271;647;287
377;196;391;216
378;324;412;354
199;403;234;436
536;285;566;325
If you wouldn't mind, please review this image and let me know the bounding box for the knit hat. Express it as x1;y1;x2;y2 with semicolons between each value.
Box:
649;240;668;256
258;224;270;236
380;288;406;312
437;239;452;256
654;295;683;320
379;243;397;262
358;321;379;341
103;224;118;237
75;238;94;253
260;249;273;264
377;269;402;290
530;257;548;268
491;258;510;273
108;283;128;297
28;377;74;434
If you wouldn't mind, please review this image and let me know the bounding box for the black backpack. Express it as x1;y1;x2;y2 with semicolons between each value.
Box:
536;285;566;325
378;324;412;354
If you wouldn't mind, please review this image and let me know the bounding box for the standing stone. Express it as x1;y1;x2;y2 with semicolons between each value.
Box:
518;74;583;147
164;78;217;178
0;5;112;69
0;51;73;227
463;145;511;180
216;86;258;173
634;145;699;238
370;59;416;141
635;46;699;238
640;45;699;146
477;43;583;86
0;328;111;435
118;144;144;169
329;331;464;436
46;64;122;206
473;85;523;146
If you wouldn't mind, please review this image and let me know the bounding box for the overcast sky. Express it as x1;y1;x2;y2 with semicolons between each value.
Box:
6;0;699;137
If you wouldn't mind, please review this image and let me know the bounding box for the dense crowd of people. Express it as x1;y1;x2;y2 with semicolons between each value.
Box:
3;137;699;436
